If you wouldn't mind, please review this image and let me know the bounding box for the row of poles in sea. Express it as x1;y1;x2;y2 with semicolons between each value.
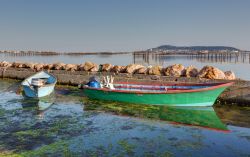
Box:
133;51;250;65
1;50;250;65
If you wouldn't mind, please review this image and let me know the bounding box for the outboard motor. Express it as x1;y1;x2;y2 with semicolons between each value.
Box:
86;76;101;88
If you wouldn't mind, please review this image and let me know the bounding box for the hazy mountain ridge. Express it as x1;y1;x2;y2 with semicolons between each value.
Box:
151;45;240;51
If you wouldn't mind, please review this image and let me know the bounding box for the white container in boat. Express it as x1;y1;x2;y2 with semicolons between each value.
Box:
31;78;45;86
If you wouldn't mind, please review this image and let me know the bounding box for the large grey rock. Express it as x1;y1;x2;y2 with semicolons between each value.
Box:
198;66;225;79
164;64;185;77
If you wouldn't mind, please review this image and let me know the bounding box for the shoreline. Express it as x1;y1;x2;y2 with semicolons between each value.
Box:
1;67;250;106
1;50;249;56
0;51;132;56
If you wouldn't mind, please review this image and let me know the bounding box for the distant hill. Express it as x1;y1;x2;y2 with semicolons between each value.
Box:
150;45;240;51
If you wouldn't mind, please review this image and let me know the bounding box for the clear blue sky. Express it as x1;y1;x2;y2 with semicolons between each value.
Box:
0;0;249;52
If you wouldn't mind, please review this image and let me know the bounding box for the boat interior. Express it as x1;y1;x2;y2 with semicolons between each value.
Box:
113;82;219;92
22;71;56;86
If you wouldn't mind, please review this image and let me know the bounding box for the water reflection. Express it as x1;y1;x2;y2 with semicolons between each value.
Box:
133;52;250;65
133;52;250;80
21;96;55;119
83;99;228;132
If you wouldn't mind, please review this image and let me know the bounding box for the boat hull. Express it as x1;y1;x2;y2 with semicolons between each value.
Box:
83;86;228;107
23;84;55;98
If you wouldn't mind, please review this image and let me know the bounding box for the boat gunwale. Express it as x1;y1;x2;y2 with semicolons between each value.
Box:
83;82;234;94
21;71;57;88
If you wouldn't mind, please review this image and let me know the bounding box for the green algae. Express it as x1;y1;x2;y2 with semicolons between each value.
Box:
84;99;162;118
15;130;40;139
0;104;86;156
20;140;73;157
160;151;174;157
118;139;136;156
0;109;5;117
143;151;173;157
56;85;84;97
0;152;24;157
44;116;86;138
172;140;203;150
48;119;70;134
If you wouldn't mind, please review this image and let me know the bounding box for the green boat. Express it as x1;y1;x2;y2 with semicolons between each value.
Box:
81;81;233;107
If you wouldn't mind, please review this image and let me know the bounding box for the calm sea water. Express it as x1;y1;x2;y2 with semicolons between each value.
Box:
1;52;250;80
0;79;250;157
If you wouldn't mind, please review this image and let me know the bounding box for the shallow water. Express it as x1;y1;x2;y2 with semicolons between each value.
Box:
1;52;250;80
0;79;250;157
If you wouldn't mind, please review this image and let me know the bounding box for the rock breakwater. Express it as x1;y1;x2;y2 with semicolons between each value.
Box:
0;61;236;80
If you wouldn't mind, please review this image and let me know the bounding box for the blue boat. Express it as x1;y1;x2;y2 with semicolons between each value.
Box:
21;71;57;98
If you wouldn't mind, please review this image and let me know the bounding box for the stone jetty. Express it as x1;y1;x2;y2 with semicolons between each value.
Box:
1;61;250;106
0;61;236;80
